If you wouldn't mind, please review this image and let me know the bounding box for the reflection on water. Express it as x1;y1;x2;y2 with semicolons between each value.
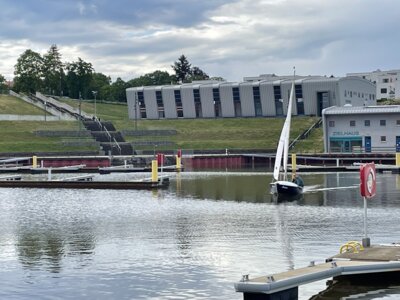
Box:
310;274;400;299
0;172;400;299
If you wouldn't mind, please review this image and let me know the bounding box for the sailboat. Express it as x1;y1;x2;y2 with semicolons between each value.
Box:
270;69;304;196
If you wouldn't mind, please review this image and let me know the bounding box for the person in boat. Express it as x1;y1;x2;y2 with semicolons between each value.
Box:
292;174;304;187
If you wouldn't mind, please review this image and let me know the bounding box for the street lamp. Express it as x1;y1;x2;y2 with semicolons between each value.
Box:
92;90;98;119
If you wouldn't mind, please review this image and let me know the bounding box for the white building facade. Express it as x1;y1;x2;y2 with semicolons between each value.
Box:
347;69;400;100
126;76;376;120
322;105;400;153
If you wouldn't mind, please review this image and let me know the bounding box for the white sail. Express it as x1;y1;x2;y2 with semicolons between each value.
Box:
283;81;295;179
273;79;295;181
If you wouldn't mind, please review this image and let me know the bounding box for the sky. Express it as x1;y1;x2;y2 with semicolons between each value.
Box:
0;0;399;82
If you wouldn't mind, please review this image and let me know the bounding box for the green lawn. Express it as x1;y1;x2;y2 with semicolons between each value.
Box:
0;121;97;152
0;94;47;115
0;96;324;153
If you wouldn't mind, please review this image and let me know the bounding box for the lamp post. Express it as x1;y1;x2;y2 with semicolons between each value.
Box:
44;101;47;122
78;92;82;132
135;91;138;131
92;90;98;119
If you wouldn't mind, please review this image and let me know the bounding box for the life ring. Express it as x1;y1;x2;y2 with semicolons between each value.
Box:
339;241;364;254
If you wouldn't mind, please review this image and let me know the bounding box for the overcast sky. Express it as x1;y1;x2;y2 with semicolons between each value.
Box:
0;0;399;82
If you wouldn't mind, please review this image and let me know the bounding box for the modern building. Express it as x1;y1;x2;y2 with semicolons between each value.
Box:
126;75;376;120
322;105;400;153
347;69;400;100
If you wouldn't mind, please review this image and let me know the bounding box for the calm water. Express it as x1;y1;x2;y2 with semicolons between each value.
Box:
1;171;400;299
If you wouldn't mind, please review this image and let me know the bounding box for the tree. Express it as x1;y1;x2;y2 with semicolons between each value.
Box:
126;70;173;88
13;49;43;93
65;58;94;99
42;44;64;96
0;74;7;93
171;54;191;83
88;72;111;100
190;66;209;81
111;77;127;102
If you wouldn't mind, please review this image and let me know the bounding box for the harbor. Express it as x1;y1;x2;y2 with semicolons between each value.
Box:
0;170;400;299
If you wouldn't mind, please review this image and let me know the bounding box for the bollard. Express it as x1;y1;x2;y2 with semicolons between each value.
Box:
32;156;37;168
47;168;52;181
291;153;296;172
176;155;181;171
151;160;158;182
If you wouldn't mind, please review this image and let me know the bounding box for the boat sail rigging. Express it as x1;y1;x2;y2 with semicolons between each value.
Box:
271;68;303;196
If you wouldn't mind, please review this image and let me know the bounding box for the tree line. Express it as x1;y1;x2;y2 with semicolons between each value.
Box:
0;45;222;102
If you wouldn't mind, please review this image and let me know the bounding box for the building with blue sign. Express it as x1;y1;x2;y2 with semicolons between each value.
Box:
322;105;400;153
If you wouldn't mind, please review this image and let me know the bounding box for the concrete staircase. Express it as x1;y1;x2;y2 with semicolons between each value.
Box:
14;91;134;155
82;120;134;155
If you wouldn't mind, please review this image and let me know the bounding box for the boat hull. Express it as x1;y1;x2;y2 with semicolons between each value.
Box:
271;180;303;196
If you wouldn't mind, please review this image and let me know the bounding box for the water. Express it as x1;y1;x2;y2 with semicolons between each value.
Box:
1;171;400;299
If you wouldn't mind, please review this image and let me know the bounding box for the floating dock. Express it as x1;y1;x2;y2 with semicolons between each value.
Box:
234;244;400;300
0;178;169;190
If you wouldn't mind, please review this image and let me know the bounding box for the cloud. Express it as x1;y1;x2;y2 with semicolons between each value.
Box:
0;0;399;81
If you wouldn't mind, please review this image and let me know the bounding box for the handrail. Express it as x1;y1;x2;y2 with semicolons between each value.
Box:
289;118;322;149
103;125;121;154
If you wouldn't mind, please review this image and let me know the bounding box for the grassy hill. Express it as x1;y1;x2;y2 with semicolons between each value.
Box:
0;95;324;153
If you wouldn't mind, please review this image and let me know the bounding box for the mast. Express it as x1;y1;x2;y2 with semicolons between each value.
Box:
283;68;295;180
273;68;296;181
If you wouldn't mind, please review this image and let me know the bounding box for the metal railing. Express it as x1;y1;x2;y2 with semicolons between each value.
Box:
103;125;121;154
289;118;322;149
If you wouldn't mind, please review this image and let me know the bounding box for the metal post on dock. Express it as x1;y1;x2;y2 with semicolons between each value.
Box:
363;196;370;247
48;168;52;181
360;163;376;248
32;156;37;168
176;149;182;171
151;160;158;183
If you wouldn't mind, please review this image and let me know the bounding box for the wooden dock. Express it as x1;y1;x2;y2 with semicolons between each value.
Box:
234;244;400;300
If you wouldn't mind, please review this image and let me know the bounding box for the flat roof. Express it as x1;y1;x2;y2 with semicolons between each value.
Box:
323;105;400;115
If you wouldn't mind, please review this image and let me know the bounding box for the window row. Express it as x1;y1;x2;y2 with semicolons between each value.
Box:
344;90;375;100
329;119;400;127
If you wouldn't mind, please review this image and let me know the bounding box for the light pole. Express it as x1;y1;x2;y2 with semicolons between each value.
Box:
92;90;98;119
135;91;138;131
78;92;82;132
44;101;47;121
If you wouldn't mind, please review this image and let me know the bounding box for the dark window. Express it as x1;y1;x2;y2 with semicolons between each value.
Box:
193;89;202;118
380;120;386;126
383;78;389;83
156;90;164;118
381;136;386;142
295;84;304;115
174;90;183;117
381;88;387;94
193;89;201;104
274;85;283;116
329;121;335;127
156;91;163;107
137;91;146;118
350;120;356;127
365;120;370;127
253;86;262;116
232;87;240;102
397;120;400;126
232;87;241;117
213;88;222;117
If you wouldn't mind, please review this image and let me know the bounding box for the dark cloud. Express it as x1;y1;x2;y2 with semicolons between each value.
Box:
0;0;400;81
